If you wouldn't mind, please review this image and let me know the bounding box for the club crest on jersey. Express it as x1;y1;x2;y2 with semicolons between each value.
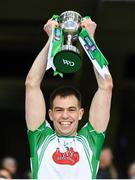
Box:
52;147;79;165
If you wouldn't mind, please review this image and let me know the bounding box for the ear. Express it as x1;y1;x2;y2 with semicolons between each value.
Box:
79;108;84;121
48;109;53;121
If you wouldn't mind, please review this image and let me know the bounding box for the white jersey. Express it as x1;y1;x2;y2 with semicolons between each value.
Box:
28;121;105;179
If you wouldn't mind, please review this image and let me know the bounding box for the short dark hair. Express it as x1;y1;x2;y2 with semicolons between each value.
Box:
50;86;82;109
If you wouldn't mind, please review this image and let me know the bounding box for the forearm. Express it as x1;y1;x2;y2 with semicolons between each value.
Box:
89;87;112;132
94;67;113;91
25;37;51;87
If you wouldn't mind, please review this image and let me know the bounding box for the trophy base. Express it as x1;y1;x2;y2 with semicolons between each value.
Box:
53;45;82;73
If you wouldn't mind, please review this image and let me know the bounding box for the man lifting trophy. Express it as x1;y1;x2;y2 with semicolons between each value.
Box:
25;10;113;179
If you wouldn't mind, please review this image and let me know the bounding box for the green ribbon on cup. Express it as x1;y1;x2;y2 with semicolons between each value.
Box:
53;70;63;78
79;27;108;68
78;16;109;78
81;16;91;21
47;15;64;77
51;27;63;58
51;15;59;21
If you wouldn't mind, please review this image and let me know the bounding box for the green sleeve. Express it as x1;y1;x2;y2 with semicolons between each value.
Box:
27;121;54;157
27;121;54;179
78;122;105;160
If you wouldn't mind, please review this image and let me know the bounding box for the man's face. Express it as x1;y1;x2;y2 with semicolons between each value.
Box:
49;95;84;136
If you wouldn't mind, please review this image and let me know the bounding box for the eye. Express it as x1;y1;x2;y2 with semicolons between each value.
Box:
55;108;63;112
69;108;76;112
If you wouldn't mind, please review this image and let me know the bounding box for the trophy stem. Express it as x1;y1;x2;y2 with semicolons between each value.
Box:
67;34;72;45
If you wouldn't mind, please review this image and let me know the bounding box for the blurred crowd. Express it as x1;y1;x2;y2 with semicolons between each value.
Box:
0;151;135;179
0;157;31;179
97;147;135;179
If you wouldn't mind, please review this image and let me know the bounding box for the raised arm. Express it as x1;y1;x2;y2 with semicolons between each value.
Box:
25;20;58;131
81;18;113;133
89;68;113;132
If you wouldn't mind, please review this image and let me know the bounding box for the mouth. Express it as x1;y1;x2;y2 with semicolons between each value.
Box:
55;120;77;136
59;121;73;127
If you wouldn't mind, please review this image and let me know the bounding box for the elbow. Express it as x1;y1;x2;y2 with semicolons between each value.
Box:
103;75;113;91
25;75;39;89
25;75;32;88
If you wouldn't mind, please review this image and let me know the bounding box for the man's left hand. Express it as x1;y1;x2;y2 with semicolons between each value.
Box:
81;18;97;40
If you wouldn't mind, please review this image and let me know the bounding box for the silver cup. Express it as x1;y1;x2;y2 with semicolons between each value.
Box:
53;11;82;73
59;11;82;52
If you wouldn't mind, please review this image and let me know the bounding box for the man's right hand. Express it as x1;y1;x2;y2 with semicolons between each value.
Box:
43;19;59;37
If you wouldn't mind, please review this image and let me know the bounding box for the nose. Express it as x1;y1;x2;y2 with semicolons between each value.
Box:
62;110;69;119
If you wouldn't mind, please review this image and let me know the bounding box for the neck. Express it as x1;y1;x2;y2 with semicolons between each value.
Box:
56;132;77;137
